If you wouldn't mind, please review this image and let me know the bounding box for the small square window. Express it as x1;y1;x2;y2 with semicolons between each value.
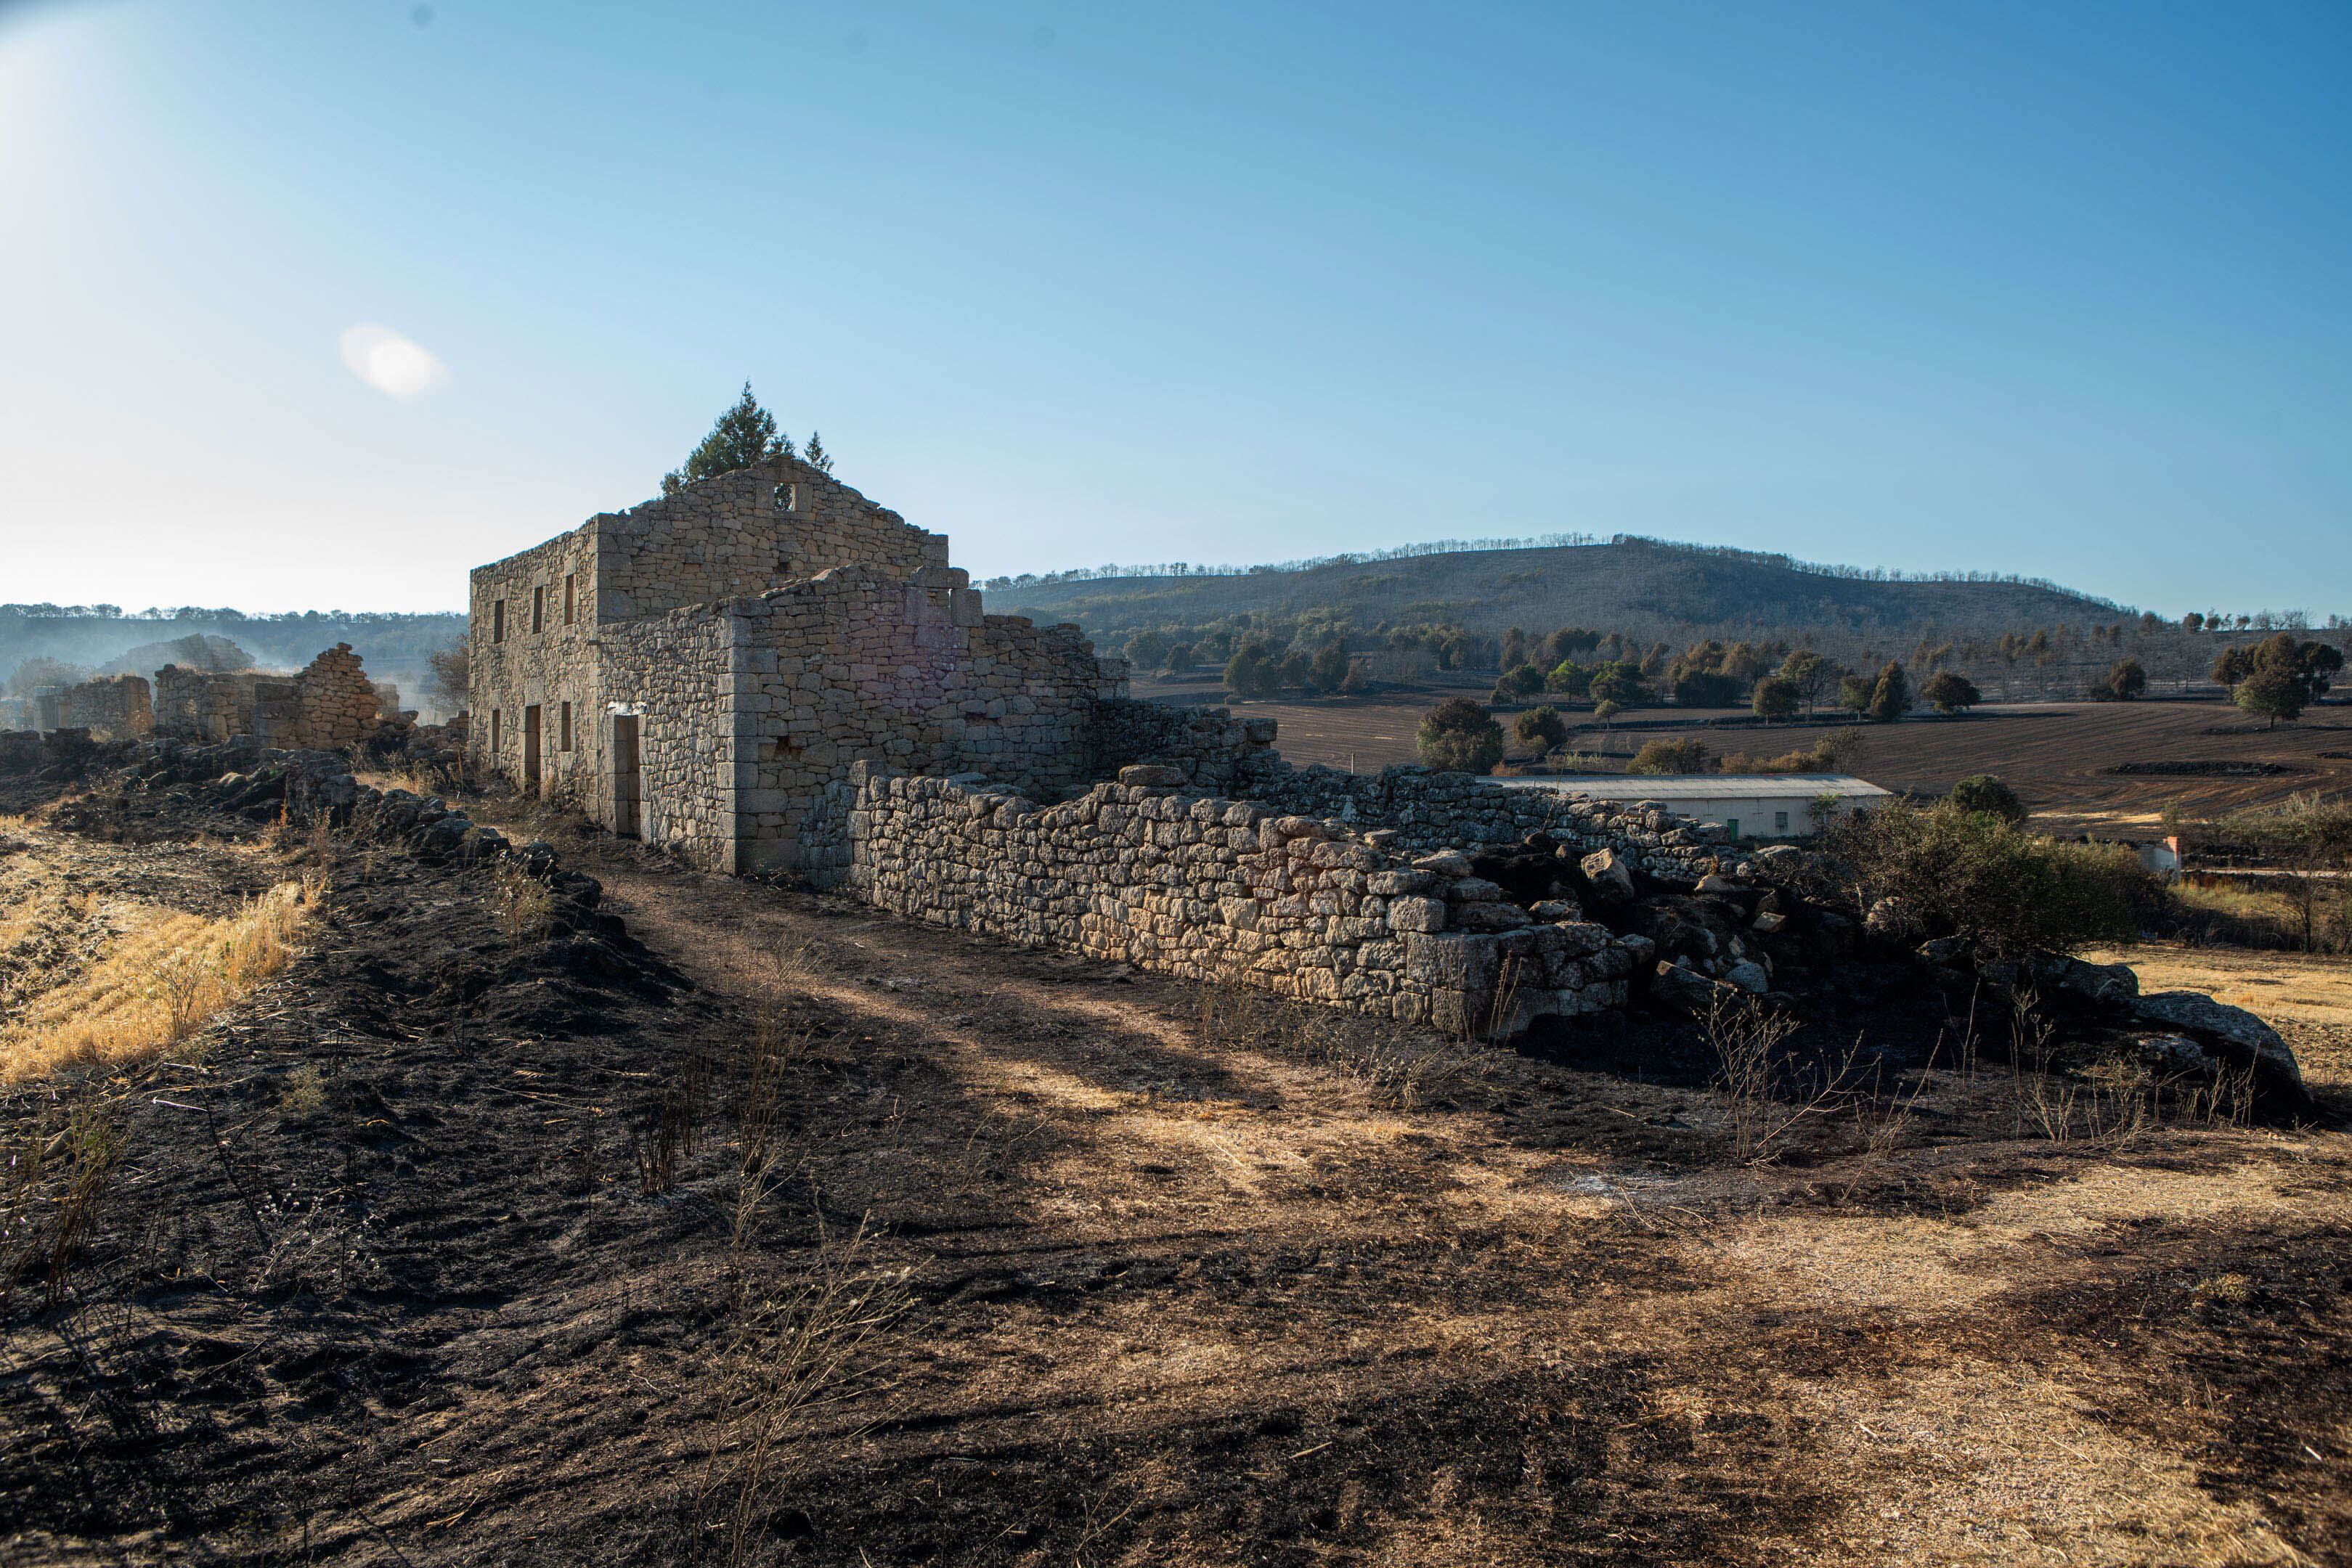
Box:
775;483;798;513
1775;810;1789;833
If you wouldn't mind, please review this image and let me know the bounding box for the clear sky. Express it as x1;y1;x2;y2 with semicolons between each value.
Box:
2;0;2346;616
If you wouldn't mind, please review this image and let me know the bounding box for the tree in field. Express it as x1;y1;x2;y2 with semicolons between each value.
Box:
1587;661;1649;706
1920;671;1981;714
1867;661;1912;723
2234;667;2306;728
2092;657;2147;701
423;640;470;718
662;383;795;496
1751;674;1800;722
1277;650;1313;690
1515;705;1568;752
1340;661;1370;695
2213;634;2343;727
1490;663;1545;703
1949;774;2027;826
1838;674;1875;717
1123;629;1171;672
802;429;834;475
1778;648;1833;716
1308;639;1352;692
1164;642;1197;677
1417;698;1505;775
1224;642;1277;698
1592;698;1621;745
1499;628;1528;671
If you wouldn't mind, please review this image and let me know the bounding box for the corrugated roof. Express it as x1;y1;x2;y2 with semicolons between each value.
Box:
1490;773;1895;801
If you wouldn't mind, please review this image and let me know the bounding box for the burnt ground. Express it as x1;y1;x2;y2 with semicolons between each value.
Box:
2;778;2350;1567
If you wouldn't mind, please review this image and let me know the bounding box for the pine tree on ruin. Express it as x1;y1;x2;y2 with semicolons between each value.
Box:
662;382;795;496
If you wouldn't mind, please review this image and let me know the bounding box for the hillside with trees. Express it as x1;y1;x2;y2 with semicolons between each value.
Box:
992;535;2348;705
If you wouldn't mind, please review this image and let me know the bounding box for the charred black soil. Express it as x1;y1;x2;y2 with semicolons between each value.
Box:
2;771;2348;1566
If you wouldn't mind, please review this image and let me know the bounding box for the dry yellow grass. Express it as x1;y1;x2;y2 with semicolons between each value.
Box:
0;878;322;1082
2090;941;2352;1030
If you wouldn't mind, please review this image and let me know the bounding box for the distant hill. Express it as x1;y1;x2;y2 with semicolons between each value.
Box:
0;608;466;708
989;536;2131;644
97;633;253;677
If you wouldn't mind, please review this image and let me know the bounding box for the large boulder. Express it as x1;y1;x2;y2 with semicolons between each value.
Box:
1649;960;1734;1016
2130;991;2307;1108
1579;848;1637;904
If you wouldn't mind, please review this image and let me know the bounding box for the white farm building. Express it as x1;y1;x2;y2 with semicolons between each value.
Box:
1492;773;1894;843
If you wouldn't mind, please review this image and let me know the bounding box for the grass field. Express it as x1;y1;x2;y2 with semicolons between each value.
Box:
1140;679;2352;835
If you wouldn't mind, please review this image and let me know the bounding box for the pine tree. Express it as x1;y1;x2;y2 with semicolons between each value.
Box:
1867;661;1912;723
662;383;794;497
803;430;834;475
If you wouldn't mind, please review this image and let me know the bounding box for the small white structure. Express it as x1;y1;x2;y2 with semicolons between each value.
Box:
1492;772;1894;842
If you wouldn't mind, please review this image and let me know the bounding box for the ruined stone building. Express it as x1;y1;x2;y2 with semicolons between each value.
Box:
0;645;402;751
470;456;1192;875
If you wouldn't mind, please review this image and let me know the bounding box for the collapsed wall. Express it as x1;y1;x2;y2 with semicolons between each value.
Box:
849;763;1648;1034
293;644;386;748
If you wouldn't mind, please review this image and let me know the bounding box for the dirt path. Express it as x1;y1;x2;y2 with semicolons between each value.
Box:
559;848;2352;1567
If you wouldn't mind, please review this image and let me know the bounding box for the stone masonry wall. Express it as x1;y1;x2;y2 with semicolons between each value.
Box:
294;645;382;749
593;457;945;624
57;675;152;742
849;767;1643;1034
1083;698;1282;795
597;608;737;865
598;565;1131;875
470;526;599;804
152;665;216;738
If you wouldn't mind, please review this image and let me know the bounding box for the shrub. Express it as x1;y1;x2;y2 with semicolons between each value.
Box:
1829;800;2154;957
1948;773;2026;825
1627;738;1712;775
2091;657;2146;701
1417;698;1505;775
1514;706;1568;751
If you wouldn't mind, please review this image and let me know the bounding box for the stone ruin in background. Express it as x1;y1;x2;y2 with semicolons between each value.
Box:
7;642;408;751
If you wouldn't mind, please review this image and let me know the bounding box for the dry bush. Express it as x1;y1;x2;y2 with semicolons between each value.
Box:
0;1093;121;1320
1701;992;1847;1164
495;864;556;952
0;881;320;1082
278;1063;326;1119
700;1215;911;1568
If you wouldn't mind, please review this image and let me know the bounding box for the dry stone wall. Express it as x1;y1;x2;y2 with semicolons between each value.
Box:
57;675;152;741
292;645;384;749
849;764;1643;1034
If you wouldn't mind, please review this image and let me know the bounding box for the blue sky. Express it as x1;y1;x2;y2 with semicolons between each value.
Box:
1;0;2346;615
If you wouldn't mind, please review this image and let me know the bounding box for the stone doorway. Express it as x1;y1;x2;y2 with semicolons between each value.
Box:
612;714;641;839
